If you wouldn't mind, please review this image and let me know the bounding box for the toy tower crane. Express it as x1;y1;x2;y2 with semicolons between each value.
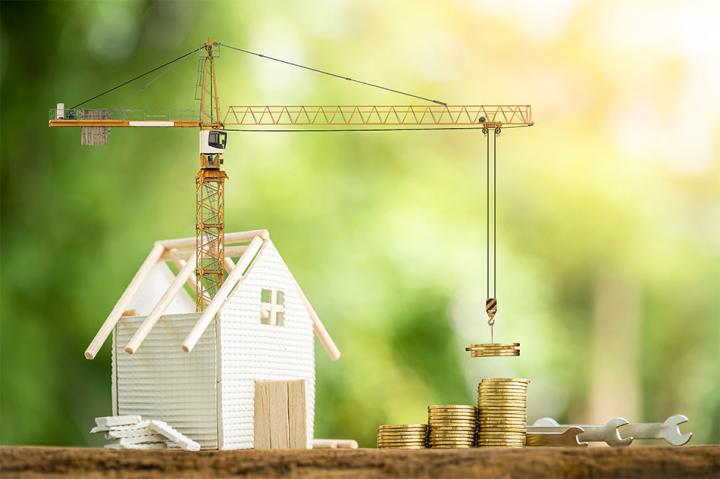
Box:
50;39;533;344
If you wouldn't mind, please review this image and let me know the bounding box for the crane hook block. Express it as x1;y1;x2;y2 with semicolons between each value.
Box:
485;297;497;319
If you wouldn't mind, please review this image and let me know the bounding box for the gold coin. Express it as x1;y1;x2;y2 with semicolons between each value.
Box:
478;420;526;425
429;418;477;423
378;442;426;446
430;445;475;449
467;343;520;348
477;442;525;446
478;406;527;410
430;445;474;449
468;350;520;354
479;416;526;421
378;445;426;449
479;382;528;388
478;410;527;414
428;404;475;411
429;424;476;428
430;425;476;429
429;441;475;445
477;442;525;445
378;443;426;447
477;444;525;448
430;428;476;432
378;424;427;429
478;386;528;392
478;396;527;402
481;378;529;383
477;428;526;433
429;411;477;415
429;412;477;416
479;386;528;391
478;403;527;408
428;404;473;409
478;390;528;395
429;417;476;421
477;437;526;442
429;409;477;414
378;429;427;436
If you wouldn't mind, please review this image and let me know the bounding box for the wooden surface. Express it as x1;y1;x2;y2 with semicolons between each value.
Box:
1;446;717;478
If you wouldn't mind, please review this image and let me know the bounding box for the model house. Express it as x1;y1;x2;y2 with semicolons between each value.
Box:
84;229;341;450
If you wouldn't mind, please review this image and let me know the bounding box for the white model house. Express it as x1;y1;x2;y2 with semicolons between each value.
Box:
84;229;341;450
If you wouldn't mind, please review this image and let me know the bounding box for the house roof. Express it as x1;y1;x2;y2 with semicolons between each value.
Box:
84;230;340;361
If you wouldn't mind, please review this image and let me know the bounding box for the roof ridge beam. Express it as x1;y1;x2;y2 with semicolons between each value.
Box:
160;229;269;250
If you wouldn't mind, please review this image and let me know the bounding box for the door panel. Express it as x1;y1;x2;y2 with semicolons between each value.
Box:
254;380;307;449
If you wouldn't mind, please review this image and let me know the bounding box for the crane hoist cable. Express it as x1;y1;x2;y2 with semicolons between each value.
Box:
485;127;500;342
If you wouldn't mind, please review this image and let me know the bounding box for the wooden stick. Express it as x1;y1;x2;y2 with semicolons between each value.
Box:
312;439;338;449
182;236;265;352
172;259;202;301
124;256;197;355
223;257;235;274
313;439;359;449
162;245;248;262
160;230;269;250
286;271;341;361
304;295;341;361
84;242;166;360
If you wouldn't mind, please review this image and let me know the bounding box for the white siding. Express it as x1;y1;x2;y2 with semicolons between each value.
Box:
113;313;218;449
219;240;315;449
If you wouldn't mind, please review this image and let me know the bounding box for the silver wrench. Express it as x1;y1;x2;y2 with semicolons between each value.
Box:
530;417;633;447
526;426;588;447
619;414;692;446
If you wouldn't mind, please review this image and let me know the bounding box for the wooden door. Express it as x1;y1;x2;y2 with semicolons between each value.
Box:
254;380;307;449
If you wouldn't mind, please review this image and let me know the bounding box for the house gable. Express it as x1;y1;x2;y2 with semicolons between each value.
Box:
217;240;315;449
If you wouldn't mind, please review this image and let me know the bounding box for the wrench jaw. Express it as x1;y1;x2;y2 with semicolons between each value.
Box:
665;414;693;446
605;417;633;447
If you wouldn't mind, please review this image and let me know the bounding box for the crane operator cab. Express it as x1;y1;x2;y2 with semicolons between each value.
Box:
200;130;227;169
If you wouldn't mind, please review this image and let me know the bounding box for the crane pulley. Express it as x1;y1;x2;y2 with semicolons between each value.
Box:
48;39;533;341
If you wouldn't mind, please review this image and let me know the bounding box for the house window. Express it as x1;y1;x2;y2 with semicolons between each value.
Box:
260;288;285;326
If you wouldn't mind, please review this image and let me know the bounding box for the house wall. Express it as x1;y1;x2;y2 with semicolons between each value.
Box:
113;313;219;449
218;240;316;449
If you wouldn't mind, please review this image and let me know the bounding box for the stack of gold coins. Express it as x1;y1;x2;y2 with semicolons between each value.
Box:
477;378;529;448
376;424;428;449
466;343;520;358
427;405;477;449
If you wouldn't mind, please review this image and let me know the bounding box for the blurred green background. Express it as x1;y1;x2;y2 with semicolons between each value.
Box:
1;0;718;447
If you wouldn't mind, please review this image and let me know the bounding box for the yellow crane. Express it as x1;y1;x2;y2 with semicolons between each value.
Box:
49;39;533;335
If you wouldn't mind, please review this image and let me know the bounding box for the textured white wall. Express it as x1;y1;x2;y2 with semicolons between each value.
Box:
218;240;316;449
113;313;219;449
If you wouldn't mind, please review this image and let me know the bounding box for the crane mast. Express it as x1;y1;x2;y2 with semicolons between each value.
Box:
196;40;227;308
